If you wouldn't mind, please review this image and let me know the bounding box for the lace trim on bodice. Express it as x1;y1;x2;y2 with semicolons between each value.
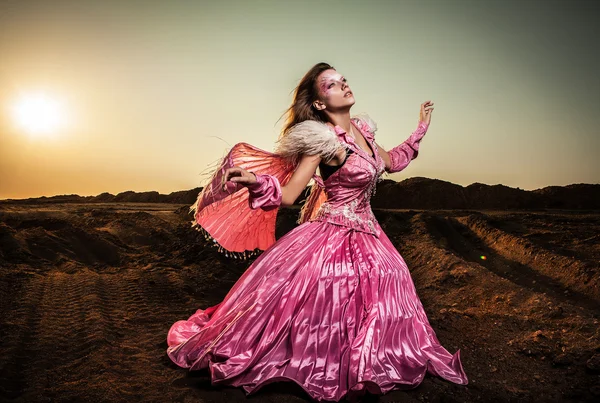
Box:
311;198;380;236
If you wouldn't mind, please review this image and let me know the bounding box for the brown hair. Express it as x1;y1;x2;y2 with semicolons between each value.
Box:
278;62;334;139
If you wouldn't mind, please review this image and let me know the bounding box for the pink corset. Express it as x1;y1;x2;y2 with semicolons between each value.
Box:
309;118;386;237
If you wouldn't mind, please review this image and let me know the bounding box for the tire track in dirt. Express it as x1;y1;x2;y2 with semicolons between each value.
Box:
110;267;222;402
0;263;221;400
25;270;123;401
407;212;599;313
44;271;146;401
0;273;47;400
0;269;168;402
48;270;162;401
454;214;600;311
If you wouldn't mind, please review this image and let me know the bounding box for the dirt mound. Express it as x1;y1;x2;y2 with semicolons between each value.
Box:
371;178;599;210
0;209;187;270
373;177;469;209
533;184;600;209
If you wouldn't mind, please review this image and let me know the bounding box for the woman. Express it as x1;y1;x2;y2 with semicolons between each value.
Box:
167;62;468;402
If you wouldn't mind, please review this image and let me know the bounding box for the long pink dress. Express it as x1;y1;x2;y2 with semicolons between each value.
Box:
167;117;468;402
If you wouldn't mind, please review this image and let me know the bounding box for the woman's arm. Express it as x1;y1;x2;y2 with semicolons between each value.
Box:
280;153;321;206
223;152;321;208
371;125;426;173
378;120;429;173
375;101;434;173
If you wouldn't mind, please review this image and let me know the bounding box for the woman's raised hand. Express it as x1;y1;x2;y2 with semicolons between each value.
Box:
222;166;257;191
419;100;434;125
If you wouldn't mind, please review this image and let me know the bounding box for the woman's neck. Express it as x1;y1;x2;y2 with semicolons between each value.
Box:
324;111;352;135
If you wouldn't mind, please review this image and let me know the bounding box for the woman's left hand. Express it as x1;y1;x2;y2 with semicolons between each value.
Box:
419;100;434;125
222;166;257;191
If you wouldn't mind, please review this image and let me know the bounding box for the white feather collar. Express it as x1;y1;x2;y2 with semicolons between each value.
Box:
274;114;376;165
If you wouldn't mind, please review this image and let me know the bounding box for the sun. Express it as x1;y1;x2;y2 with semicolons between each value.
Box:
11;92;67;136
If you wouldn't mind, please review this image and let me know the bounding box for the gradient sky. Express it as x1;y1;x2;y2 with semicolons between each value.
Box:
1;0;598;199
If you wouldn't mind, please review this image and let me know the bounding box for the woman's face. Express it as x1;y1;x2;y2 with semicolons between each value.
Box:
314;69;355;111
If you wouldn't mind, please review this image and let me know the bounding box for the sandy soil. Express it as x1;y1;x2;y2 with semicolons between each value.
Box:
0;203;598;402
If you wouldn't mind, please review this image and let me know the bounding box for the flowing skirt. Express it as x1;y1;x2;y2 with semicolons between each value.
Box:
167;220;468;402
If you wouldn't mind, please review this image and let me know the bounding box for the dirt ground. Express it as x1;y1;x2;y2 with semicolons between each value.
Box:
0;203;598;402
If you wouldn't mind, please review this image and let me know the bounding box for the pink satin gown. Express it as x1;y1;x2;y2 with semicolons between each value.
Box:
166;118;468;402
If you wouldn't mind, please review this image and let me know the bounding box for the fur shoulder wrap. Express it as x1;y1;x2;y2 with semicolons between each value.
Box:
274;120;343;166
274;114;377;166
352;113;378;135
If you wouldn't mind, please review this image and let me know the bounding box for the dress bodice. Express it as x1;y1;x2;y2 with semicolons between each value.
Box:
310;118;386;237
318;148;354;181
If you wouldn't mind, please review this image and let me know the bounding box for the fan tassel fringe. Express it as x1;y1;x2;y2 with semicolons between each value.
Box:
190;220;261;260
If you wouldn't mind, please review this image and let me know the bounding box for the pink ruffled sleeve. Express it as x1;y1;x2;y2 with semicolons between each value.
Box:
386;121;429;173
246;173;283;211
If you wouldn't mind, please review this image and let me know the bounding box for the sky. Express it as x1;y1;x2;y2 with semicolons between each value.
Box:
0;0;598;199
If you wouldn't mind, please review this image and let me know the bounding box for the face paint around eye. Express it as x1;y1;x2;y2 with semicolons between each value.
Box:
319;72;345;95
